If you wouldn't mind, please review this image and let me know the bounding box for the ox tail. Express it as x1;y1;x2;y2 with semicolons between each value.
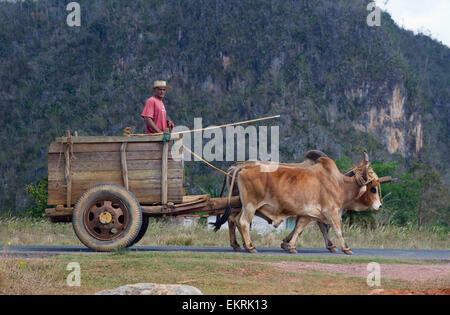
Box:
219;170;228;198
210;167;240;232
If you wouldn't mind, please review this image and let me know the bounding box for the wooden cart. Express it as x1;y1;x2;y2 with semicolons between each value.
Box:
45;131;240;251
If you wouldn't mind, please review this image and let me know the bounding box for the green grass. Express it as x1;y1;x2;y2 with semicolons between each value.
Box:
1;216;448;250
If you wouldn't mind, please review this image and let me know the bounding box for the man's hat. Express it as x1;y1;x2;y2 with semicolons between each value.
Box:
152;80;171;90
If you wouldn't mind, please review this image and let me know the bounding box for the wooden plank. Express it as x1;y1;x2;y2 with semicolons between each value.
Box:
48;169;184;182
48;178;183;191
181;195;210;204
127;160;182;171
48;142;163;154
48;151;176;162
128;169;184;180
49;170;123;181
140;196;241;216
48;187;184;206
48;159;182;172
45;207;72;217
55;134;182;143
48;187;184;198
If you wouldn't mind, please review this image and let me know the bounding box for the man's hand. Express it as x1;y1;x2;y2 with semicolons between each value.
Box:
144;117;162;133
167;120;175;131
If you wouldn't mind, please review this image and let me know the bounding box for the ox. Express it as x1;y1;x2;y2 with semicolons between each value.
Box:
212;150;391;255
217;151;340;253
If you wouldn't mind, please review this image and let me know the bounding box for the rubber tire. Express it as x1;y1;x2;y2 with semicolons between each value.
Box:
72;184;143;252
130;216;149;246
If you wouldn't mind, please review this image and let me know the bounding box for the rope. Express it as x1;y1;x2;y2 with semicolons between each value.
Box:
162;132;171;143
345;165;378;186
345;165;384;201
182;144;232;178
123;115;281;178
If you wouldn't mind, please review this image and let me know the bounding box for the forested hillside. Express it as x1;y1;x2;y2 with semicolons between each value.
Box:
0;0;448;226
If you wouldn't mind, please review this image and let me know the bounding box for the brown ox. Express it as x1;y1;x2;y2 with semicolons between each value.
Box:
212;151;391;255
218;151;339;253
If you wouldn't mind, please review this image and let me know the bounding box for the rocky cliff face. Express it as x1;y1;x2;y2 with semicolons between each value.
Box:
353;84;423;157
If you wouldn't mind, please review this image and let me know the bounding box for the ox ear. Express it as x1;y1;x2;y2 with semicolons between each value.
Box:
378;176;392;184
357;185;367;198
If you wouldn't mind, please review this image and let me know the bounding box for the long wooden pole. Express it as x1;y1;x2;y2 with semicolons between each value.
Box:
127;115;281;137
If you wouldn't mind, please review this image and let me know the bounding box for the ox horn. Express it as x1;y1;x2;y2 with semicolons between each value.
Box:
378;176;392;184
359;150;370;179
359;149;369;165
363;149;369;162
357;185;367;198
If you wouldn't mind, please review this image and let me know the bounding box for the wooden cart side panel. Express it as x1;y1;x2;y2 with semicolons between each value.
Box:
47;140;184;206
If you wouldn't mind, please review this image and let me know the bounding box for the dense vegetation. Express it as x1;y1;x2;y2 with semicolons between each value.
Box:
0;0;448;229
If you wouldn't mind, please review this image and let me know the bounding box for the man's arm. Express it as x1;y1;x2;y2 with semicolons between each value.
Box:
144;117;162;133
167;119;175;131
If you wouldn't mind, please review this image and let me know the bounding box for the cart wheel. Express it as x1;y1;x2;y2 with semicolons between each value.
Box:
130;216;149;246
72;184;142;252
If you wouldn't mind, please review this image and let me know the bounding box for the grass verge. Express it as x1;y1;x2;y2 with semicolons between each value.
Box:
1;216;449;250
0;251;448;295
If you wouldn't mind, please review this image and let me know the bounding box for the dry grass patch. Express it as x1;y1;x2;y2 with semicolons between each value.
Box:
268;261;450;282
1;252;446;295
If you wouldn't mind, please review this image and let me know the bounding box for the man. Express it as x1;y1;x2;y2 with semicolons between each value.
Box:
141;80;175;134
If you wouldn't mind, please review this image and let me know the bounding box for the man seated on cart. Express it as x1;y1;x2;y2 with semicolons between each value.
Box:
141;80;175;134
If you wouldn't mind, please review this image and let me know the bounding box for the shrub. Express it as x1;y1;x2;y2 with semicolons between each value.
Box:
25;177;48;218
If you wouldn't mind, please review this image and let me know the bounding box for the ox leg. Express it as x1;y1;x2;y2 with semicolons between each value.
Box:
281;217;298;251
326;211;352;255
228;213;241;252
317;222;337;253
235;205;257;253
284;216;311;254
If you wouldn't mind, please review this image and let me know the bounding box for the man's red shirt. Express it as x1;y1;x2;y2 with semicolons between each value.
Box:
141;96;167;134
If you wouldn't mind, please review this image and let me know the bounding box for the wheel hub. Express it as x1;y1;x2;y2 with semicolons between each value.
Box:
84;197;129;241
99;211;113;224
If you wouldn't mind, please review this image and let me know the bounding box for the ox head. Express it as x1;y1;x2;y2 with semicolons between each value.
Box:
348;150;392;211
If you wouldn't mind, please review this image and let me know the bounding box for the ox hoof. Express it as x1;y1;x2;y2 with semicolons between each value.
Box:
343;249;353;255
281;242;297;254
288;248;297;254
327;246;338;253
231;245;241;252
